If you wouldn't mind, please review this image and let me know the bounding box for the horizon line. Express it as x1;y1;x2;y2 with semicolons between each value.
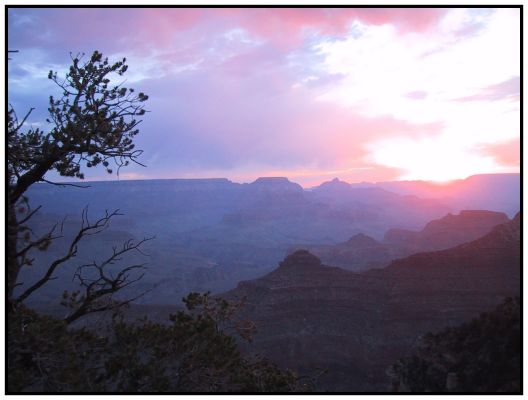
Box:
35;172;521;189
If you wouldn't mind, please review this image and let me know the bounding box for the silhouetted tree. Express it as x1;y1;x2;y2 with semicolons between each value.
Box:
7;52;307;393
8;51;149;319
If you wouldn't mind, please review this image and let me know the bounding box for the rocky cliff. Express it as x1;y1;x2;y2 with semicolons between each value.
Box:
296;210;509;272
294;233;407;271
384;210;509;252
224;214;520;391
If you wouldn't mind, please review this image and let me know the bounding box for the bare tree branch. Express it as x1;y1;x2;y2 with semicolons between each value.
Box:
8;49;19;60
15;221;62;259
8;104;35;133
8;51;151;317
63;236;155;324
17;205;42;225
15;208;123;304
40;179;91;189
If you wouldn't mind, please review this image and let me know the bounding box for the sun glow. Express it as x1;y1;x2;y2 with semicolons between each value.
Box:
315;8;519;182
367;136;514;182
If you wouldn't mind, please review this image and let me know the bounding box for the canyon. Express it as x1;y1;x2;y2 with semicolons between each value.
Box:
225;214;520;391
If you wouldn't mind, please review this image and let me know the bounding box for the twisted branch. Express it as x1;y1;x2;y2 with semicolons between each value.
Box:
15;208;122;304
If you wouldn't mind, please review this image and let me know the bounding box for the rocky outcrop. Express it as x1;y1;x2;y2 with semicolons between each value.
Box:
296;210;509;272
224;215;520;391
312;178;399;202
384;210;509;251
295;234;407;272
249;177;304;193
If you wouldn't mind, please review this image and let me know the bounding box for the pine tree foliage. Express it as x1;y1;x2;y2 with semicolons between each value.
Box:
8;293;310;392
388;297;520;392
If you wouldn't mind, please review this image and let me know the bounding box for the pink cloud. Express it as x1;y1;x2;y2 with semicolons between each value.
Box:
9;8;208;56
476;138;520;167
10;8;448;55
146;58;445;176
350;8;447;31
217;8;447;48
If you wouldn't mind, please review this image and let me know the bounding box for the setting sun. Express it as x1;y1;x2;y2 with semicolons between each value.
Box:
367;135;516;182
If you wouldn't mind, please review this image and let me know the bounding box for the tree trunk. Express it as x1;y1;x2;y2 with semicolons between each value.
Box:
10;157;57;204
7;199;20;302
7;156;59;302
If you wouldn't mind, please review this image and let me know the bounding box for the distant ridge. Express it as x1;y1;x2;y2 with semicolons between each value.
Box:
248;177;303;192
295;209;511;271
252;176;292;183
384;209;509;251
35;172;519;190
341;173;520;216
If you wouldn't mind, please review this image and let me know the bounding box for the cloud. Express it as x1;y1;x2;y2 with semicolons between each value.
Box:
405;91;428;100
454;76;520;102
8;8;446;63
475;138;520;167
7;7;520;184
312;8;519;181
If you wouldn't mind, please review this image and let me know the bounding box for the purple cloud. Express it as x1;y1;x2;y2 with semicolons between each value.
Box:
455;76;520;102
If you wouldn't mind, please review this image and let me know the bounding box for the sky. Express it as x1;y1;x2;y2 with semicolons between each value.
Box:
7;7;520;187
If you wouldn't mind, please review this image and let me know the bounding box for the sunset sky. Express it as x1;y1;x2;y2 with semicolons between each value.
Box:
7;7;520;186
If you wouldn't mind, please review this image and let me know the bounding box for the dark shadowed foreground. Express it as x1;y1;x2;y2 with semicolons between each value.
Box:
8;293;310;392
388;297;520;392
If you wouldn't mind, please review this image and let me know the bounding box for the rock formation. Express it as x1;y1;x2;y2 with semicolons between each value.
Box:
224;214;520;391
295;233;407;271
297;210;509;272
384;210;510;251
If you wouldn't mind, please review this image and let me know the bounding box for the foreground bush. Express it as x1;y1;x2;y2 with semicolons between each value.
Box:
388;297;520;392
8;293;310;393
